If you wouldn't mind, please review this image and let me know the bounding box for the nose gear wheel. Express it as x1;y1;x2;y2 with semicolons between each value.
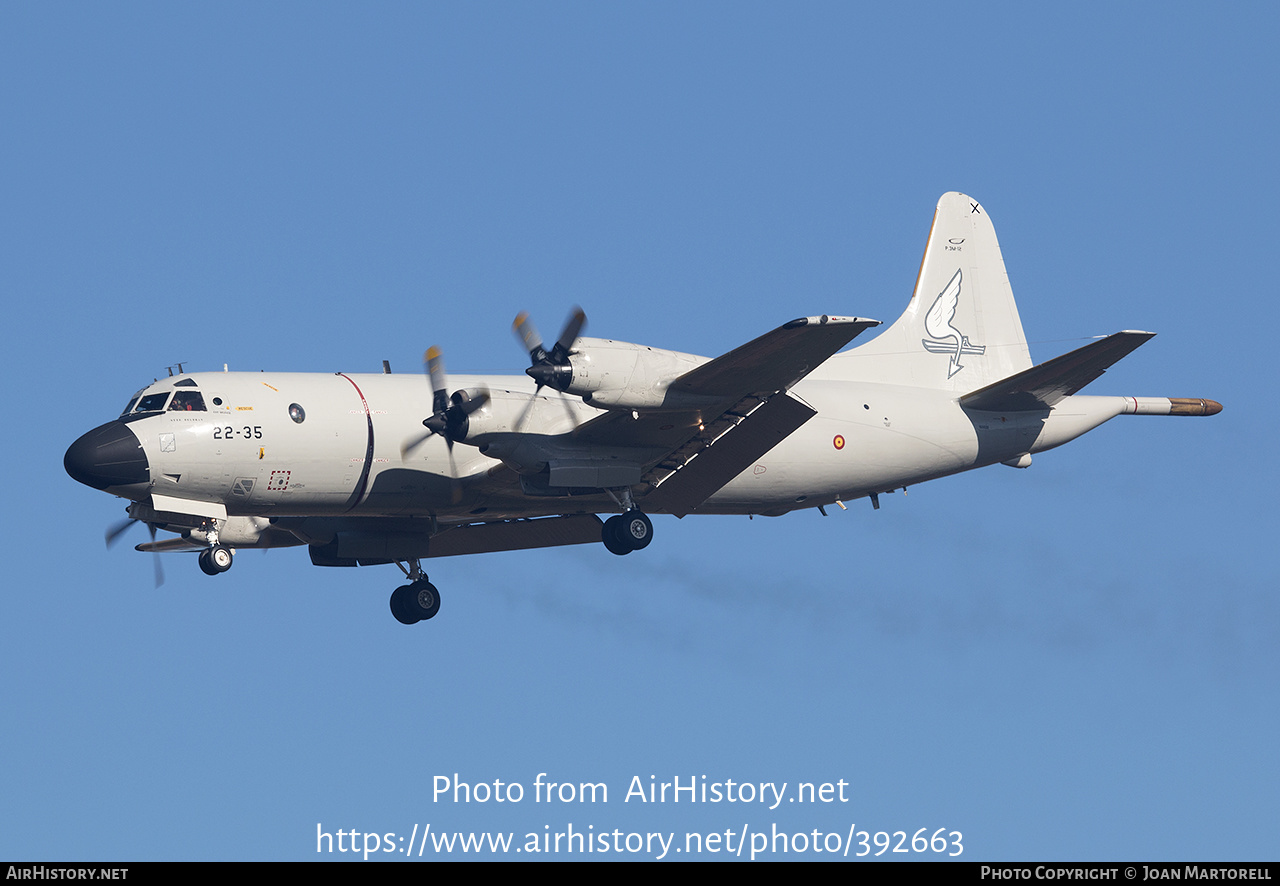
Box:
198;543;234;575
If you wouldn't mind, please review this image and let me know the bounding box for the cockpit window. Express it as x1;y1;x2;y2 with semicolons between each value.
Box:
168;391;206;412
132;392;170;414
120;389;147;416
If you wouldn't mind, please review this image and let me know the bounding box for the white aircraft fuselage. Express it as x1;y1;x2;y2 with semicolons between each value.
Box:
80;371;1144;519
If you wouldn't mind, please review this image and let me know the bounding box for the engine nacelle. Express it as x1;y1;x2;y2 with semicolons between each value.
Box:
561;337;706;410
437;388;515;444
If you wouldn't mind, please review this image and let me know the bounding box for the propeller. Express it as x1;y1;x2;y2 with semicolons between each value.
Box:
514;306;584;392
105;512;164;587
400;347;490;502
512;307;586;430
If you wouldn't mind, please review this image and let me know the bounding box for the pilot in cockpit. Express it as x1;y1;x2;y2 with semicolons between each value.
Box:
168;391;205;412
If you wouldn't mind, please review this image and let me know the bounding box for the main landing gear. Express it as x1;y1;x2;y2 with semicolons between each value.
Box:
602;510;653;555
389;559;441;625
601;488;653;555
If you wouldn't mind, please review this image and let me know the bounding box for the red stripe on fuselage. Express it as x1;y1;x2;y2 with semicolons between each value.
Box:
337;373;376;512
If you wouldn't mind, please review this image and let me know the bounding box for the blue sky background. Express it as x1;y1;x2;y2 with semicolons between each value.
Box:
2;2;1273;861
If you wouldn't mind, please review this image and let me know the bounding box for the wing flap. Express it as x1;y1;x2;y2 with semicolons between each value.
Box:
960;331;1155;412
642;393;816;516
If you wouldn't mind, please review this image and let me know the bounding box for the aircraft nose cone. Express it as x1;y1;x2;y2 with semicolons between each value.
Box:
64;420;150;490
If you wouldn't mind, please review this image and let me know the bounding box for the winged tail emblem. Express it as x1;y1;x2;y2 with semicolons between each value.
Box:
923;268;985;377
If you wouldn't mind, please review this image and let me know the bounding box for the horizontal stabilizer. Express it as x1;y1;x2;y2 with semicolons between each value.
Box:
960;331;1155;412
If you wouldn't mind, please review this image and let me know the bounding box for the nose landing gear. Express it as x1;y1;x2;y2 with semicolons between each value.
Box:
198;543;234;575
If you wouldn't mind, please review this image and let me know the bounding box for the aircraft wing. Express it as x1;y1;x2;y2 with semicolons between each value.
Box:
292;513;606;565
666;315;881;403
136;536;208;554
425;514;604;558
573;315;879;515
959;331;1155;412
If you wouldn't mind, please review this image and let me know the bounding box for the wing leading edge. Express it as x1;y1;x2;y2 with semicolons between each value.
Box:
666;315;881;403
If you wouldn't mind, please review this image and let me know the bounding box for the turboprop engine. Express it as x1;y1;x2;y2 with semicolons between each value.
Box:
514;308;709;412
555;336;706;410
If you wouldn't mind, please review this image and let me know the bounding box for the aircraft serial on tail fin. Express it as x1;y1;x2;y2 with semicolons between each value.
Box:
65;193;1221;624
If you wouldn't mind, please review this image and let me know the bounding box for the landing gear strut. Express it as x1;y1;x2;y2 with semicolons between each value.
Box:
390;559;441;625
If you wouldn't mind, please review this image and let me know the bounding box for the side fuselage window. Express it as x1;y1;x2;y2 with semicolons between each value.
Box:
168;391;206;412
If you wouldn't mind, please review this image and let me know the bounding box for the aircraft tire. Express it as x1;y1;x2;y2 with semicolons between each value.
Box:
198;550;220;576
390;585;420;625
602;516;632;556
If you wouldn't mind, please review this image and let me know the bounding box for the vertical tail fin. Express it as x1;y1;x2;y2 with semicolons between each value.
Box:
834;192;1033;390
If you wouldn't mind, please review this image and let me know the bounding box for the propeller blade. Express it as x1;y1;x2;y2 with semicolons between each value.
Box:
105;517;137;548
425;347;448;415
149;524;164;588
443;436;464;504
400;428;435;461
552;306;586;360
514;386;542;432
513;312;546;363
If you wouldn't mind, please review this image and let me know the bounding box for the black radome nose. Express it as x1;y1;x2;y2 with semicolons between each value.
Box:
64;420;150;491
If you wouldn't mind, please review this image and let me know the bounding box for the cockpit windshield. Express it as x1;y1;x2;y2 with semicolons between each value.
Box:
118;384;207;419
131;392;170;414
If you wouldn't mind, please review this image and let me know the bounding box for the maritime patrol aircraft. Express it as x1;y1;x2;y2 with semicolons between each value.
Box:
64;193;1221;624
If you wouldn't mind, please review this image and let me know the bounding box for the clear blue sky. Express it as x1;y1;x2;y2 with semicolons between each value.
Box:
2;2;1273;861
